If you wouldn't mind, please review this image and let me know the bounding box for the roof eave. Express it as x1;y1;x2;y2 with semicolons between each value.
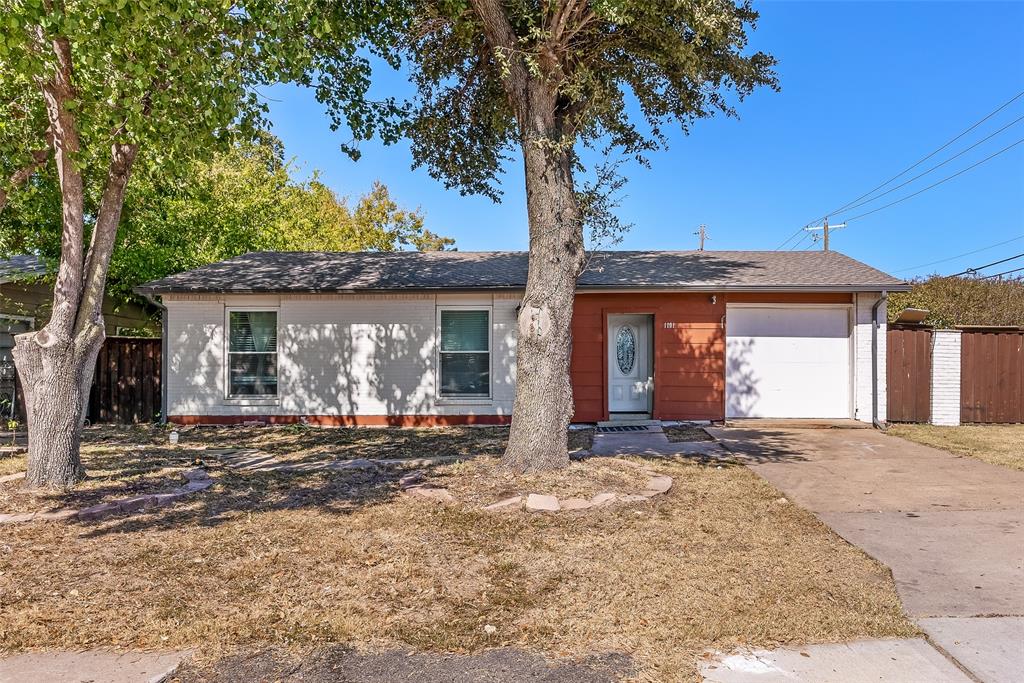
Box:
136;283;911;296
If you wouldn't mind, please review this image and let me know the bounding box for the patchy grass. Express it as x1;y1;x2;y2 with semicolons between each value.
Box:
662;425;714;443
439;456;650;507
0;426;915;681
0;454;25;478
889;424;1024;471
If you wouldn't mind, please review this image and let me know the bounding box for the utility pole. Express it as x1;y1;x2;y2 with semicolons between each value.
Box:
695;224;709;251
804;217;846;252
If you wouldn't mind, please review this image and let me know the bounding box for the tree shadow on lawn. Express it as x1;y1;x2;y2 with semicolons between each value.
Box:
73;464;412;538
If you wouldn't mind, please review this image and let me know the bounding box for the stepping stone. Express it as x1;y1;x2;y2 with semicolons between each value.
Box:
591;492;617;507
399;470;426;489
118;495;157;513
560;497;593;511
482;495;522;511
642;475;673;496
36;509;78;522
525;494;560;512
77;502;121;521
0;512;36;524
330;458;378;472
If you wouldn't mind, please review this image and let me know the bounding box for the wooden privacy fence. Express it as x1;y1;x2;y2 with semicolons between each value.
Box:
87;337;161;424
961;330;1024;424
886;327;932;423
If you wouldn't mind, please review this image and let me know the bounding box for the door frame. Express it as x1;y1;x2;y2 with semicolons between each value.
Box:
723;303;855;419
603;310;655;419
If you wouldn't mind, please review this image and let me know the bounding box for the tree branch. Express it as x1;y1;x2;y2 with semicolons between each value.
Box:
75;141;138;339
35;29;86;341
0;147;50;214
468;0;531;117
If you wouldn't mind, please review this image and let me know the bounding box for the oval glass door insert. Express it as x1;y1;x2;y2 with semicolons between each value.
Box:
616;326;636;374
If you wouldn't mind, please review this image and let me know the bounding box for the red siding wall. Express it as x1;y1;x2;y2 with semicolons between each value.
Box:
571;293;725;422
570;291;855;422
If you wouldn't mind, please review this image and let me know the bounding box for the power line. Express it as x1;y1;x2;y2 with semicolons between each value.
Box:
981;266;1024;280
807;89;1024;224
842;137;1024;223
894;235;1024;273
834;113;1024;217
949;252;1024;277
776;227;805;250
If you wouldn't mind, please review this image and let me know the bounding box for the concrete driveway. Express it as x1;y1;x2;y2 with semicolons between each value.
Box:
708;426;1024;683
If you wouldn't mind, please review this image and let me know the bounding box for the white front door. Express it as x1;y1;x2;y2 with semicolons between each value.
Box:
725;306;852;419
608;314;652;414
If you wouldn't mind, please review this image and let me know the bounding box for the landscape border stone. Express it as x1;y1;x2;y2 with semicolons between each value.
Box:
0;467;214;526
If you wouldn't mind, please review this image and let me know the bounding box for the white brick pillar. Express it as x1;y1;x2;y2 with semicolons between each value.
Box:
930;330;962;426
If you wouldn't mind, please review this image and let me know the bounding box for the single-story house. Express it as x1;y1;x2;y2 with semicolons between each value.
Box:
136;250;910;426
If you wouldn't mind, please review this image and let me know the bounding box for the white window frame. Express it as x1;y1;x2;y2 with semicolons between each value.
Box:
436;305;493;403
224;307;280;404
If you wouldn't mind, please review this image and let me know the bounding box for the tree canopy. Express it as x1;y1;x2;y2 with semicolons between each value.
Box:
315;0;777;201
1;136;453;304
889;275;1024;328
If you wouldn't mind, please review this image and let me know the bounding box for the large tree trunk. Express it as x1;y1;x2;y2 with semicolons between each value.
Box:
13;326;104;488
501;86;585;473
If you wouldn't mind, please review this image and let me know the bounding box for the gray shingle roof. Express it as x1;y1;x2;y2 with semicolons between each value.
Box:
0;255;48;284
136;250;908;294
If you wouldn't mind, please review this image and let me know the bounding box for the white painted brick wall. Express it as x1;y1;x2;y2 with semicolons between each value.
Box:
930;330;962;426
854;293;887;423
164;292;520;418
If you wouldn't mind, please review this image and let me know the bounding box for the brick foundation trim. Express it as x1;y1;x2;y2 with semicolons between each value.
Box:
168;414;513;427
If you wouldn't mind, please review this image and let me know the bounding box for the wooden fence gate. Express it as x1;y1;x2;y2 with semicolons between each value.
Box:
886;327;932;423
961;330;1024;424
87;337;161;424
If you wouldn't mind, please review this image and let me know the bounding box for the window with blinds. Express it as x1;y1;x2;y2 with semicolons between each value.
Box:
227;311;278;397
439;310;490;398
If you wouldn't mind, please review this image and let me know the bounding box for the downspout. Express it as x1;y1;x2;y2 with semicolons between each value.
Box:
871;290;888;431
141;292;168;425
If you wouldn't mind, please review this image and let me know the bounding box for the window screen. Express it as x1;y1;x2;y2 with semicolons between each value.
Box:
228;311;278;396
439;310;490;397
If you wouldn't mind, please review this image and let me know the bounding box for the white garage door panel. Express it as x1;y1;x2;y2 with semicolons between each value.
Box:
726;307;851;419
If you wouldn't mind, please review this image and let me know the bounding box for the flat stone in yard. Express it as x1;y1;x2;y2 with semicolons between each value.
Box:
482;495;522;511
0;512;37;524
0;472;24;484
560;497;593;511
77;501;121;521
118;495;157;513
36;509;78;522
525;493;560;512
330;458;379;472
590;492;617;507
642;475;673;496
398;470;426;489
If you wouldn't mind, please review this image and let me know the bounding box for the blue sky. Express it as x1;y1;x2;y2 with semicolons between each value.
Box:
264;1;1024;280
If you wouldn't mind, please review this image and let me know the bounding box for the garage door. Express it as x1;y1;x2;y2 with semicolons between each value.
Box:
726;306;851;419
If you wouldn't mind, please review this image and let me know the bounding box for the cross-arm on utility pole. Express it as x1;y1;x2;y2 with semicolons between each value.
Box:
695;224;709;251
804;217;846;252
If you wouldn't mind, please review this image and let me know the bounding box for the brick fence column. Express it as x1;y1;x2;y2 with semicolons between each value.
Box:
930;329;962;426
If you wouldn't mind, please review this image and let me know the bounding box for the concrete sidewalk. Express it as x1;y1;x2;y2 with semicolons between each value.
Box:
0;650;189;683
708;426;1024;683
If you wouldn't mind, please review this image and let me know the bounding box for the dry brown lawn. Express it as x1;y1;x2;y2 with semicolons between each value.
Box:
889;423;1024;471
0;425;915;681
662;425;714;443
